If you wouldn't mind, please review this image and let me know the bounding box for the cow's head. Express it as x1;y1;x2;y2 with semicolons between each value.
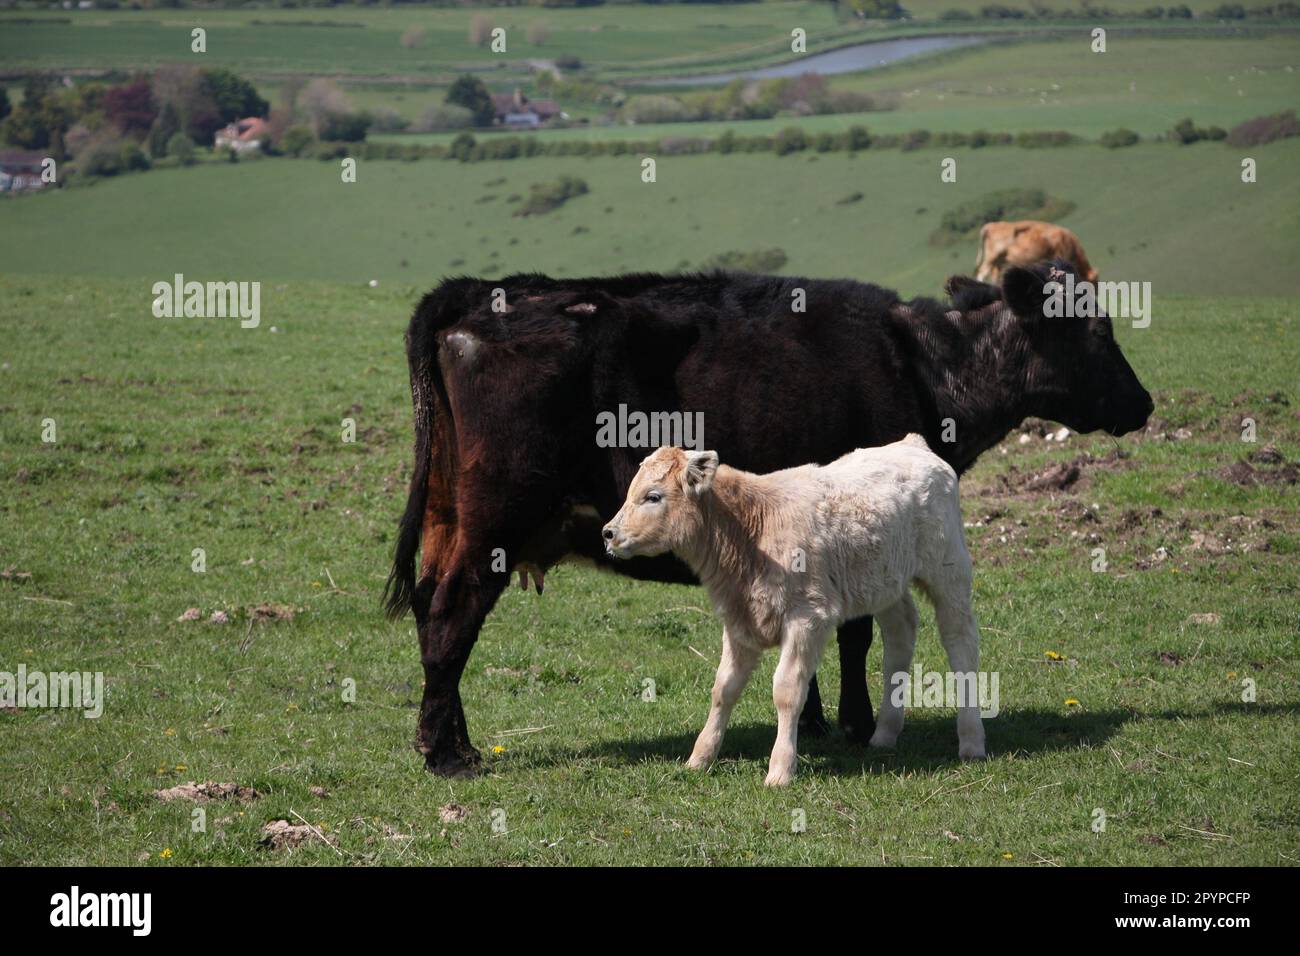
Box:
602;447;718;559
995;260;1154;436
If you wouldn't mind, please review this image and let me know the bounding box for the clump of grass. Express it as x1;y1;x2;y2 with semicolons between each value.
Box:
697;248;788;273
929;188;1076;247
513;176;589;217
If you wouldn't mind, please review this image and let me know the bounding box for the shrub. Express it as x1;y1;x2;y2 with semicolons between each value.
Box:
1100;127;1141;148
1170;117;1226;144
555;55;583;71
166;132;196;165
773;126;808;155
698;248;789;273
623;95;692;125
514;175;589;216
281;125;314;157
1226;109;1299;147
930;188;1076;246
320;111;371;142
417;103;473;132
448;132;477;163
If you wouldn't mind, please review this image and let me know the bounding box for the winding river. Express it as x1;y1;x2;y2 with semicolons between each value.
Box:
653;34;990;87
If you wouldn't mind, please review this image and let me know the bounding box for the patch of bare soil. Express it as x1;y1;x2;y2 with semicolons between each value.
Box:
993;449;1129;495
1220;446;1299;487
153;781;261;803
259;819;336;851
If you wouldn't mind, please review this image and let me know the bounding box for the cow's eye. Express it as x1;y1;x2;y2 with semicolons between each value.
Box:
644;491;662;504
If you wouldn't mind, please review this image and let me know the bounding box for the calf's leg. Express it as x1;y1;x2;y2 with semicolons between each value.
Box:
686;627;759;771
868;594;918;750
929;578;986;761
766;620;829;787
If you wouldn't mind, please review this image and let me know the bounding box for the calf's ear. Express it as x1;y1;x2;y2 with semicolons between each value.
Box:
1001;265;1051;320
683;450;719;496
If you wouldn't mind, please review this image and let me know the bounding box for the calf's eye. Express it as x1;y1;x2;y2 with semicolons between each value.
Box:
645;491;662;504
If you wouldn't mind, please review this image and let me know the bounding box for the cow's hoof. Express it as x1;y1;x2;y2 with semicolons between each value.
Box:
422;746;482;778
798;710;831;739
838;705;876;745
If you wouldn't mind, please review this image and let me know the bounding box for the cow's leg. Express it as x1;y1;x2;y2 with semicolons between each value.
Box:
799;674;830;738
686;626;759;771
766;620;829;787
413;540;510;777
836;615;876;743
868;595;917;751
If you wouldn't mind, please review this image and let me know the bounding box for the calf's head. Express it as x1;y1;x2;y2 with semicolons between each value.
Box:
603;447;719;559
997;260;1154;436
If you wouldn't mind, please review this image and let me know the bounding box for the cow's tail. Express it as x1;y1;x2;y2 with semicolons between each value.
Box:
384;287;465;620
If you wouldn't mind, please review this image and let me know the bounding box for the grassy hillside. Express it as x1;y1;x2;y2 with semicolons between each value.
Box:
1;273;1296;865
2;139;1296;296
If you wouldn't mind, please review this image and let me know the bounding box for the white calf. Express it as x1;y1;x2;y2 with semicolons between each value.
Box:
602;434;984;786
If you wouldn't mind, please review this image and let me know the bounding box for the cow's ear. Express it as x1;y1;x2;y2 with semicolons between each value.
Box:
682;450;718;496
1001;265;1050;321
945;274;1002;312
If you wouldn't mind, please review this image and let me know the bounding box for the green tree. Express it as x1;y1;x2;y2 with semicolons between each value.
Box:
201;68;269;123
445;75;495;128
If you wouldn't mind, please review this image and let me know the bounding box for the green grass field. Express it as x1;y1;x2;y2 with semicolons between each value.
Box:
2;139;1297;297
0;274;1296;865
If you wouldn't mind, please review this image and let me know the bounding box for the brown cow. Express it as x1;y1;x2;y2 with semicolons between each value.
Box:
975;221;1098;284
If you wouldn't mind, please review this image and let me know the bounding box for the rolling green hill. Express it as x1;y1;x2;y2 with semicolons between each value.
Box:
2;138;1296;297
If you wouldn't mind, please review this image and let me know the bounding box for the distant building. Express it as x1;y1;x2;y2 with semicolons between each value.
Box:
490;89;561;129
214;117;270;153
0;151;47;194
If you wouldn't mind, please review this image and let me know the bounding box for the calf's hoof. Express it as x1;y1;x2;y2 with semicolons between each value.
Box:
958;744;987;762
867;728;899;750
763;765;796;787
684;752;714;772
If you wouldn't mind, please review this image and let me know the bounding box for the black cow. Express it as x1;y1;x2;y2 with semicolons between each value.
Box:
385;262;1153;777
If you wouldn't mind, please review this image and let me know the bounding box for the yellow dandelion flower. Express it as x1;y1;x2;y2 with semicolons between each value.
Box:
1044;651;1062;661
159;848;173;860
175;764;186;771
1227;671;1237;679
285;703;299;712
164;728;176;736
1001;852;1013;860
492;745;506;754
1065;698;1080;707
